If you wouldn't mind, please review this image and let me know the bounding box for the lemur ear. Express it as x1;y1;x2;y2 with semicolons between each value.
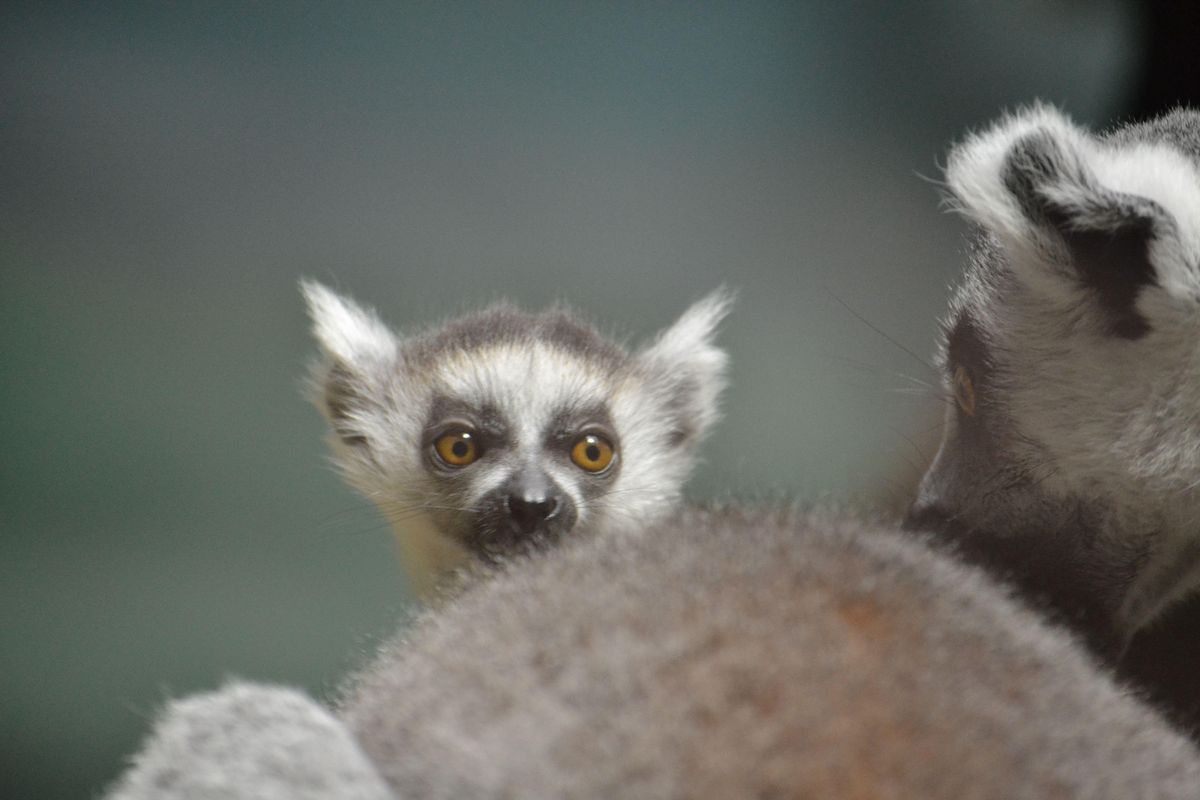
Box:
635;288;733;447
946;104;1200;338
301;280;398;447
301;280;397;364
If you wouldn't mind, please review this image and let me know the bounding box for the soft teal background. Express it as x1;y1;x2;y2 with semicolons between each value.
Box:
2;3;1141;797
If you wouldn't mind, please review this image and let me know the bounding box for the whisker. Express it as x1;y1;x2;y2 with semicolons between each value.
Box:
891;426;933;481
887;388;957;409
823;353;941;392
825;289;939;377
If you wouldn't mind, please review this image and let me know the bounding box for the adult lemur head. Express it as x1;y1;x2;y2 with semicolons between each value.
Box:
303;282;730;591
907;105;1200;651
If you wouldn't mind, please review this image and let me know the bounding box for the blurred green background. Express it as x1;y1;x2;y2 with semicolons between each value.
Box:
1;2;1152;797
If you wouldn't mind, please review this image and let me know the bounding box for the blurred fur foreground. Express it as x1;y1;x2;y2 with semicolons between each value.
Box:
109;507;1200;799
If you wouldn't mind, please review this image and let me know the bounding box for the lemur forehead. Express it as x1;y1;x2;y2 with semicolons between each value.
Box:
1103;108;1200;162
425;342;621;436
425;392;614;438
427;395;508;436
941;234;1007;342
404;305;627;372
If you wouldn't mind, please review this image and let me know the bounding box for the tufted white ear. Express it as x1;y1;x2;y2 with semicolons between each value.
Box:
635;288;733;447
301;280;400;448
946;104;1200;337
301;280;398;366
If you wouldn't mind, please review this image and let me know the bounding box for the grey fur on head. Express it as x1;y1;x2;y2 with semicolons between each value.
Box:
302;282;732;591
908;105;1200;654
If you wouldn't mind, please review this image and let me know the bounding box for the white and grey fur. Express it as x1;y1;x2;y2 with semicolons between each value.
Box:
106;508;1200;799
907;105;1200;655
304;282;730;594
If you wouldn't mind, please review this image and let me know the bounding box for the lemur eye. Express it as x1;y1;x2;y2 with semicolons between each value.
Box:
434;430;479;467
571;434;615;473
953;365;976;417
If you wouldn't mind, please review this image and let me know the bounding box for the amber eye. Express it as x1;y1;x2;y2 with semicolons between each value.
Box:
434;430;479;467
571;434;615;473
953;365;976;417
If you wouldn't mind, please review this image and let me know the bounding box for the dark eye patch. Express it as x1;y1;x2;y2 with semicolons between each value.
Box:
946;315;990;377
423;395;511;461
545;403;621;491
545;403;615;445
945;314;994;417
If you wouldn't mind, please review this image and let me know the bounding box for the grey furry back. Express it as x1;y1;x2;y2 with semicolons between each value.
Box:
107;683;393;800
338;508;1200;799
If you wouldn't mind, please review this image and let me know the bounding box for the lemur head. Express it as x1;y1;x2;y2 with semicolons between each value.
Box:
908;105;1200;642
303;282;730;566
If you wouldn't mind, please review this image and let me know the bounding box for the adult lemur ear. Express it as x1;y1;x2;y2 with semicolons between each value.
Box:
946;104;1200;338
301;280;398;447
634;288;733;447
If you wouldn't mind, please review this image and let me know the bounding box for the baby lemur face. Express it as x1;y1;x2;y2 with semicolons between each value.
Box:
304;284;730;567
410;337;627;554
907;105;1200;648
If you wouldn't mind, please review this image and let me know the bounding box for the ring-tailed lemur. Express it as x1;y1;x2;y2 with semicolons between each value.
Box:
303;282;730;596
905;104;1200;656
104;107;1200;798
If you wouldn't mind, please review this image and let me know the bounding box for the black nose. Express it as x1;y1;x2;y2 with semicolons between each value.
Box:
506;494;560;534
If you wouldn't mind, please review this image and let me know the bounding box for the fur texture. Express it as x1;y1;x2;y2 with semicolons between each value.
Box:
303;283;731;595
336;507;1200;798
105;683;392;800
910;105;1200;652
106;511;1200;800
